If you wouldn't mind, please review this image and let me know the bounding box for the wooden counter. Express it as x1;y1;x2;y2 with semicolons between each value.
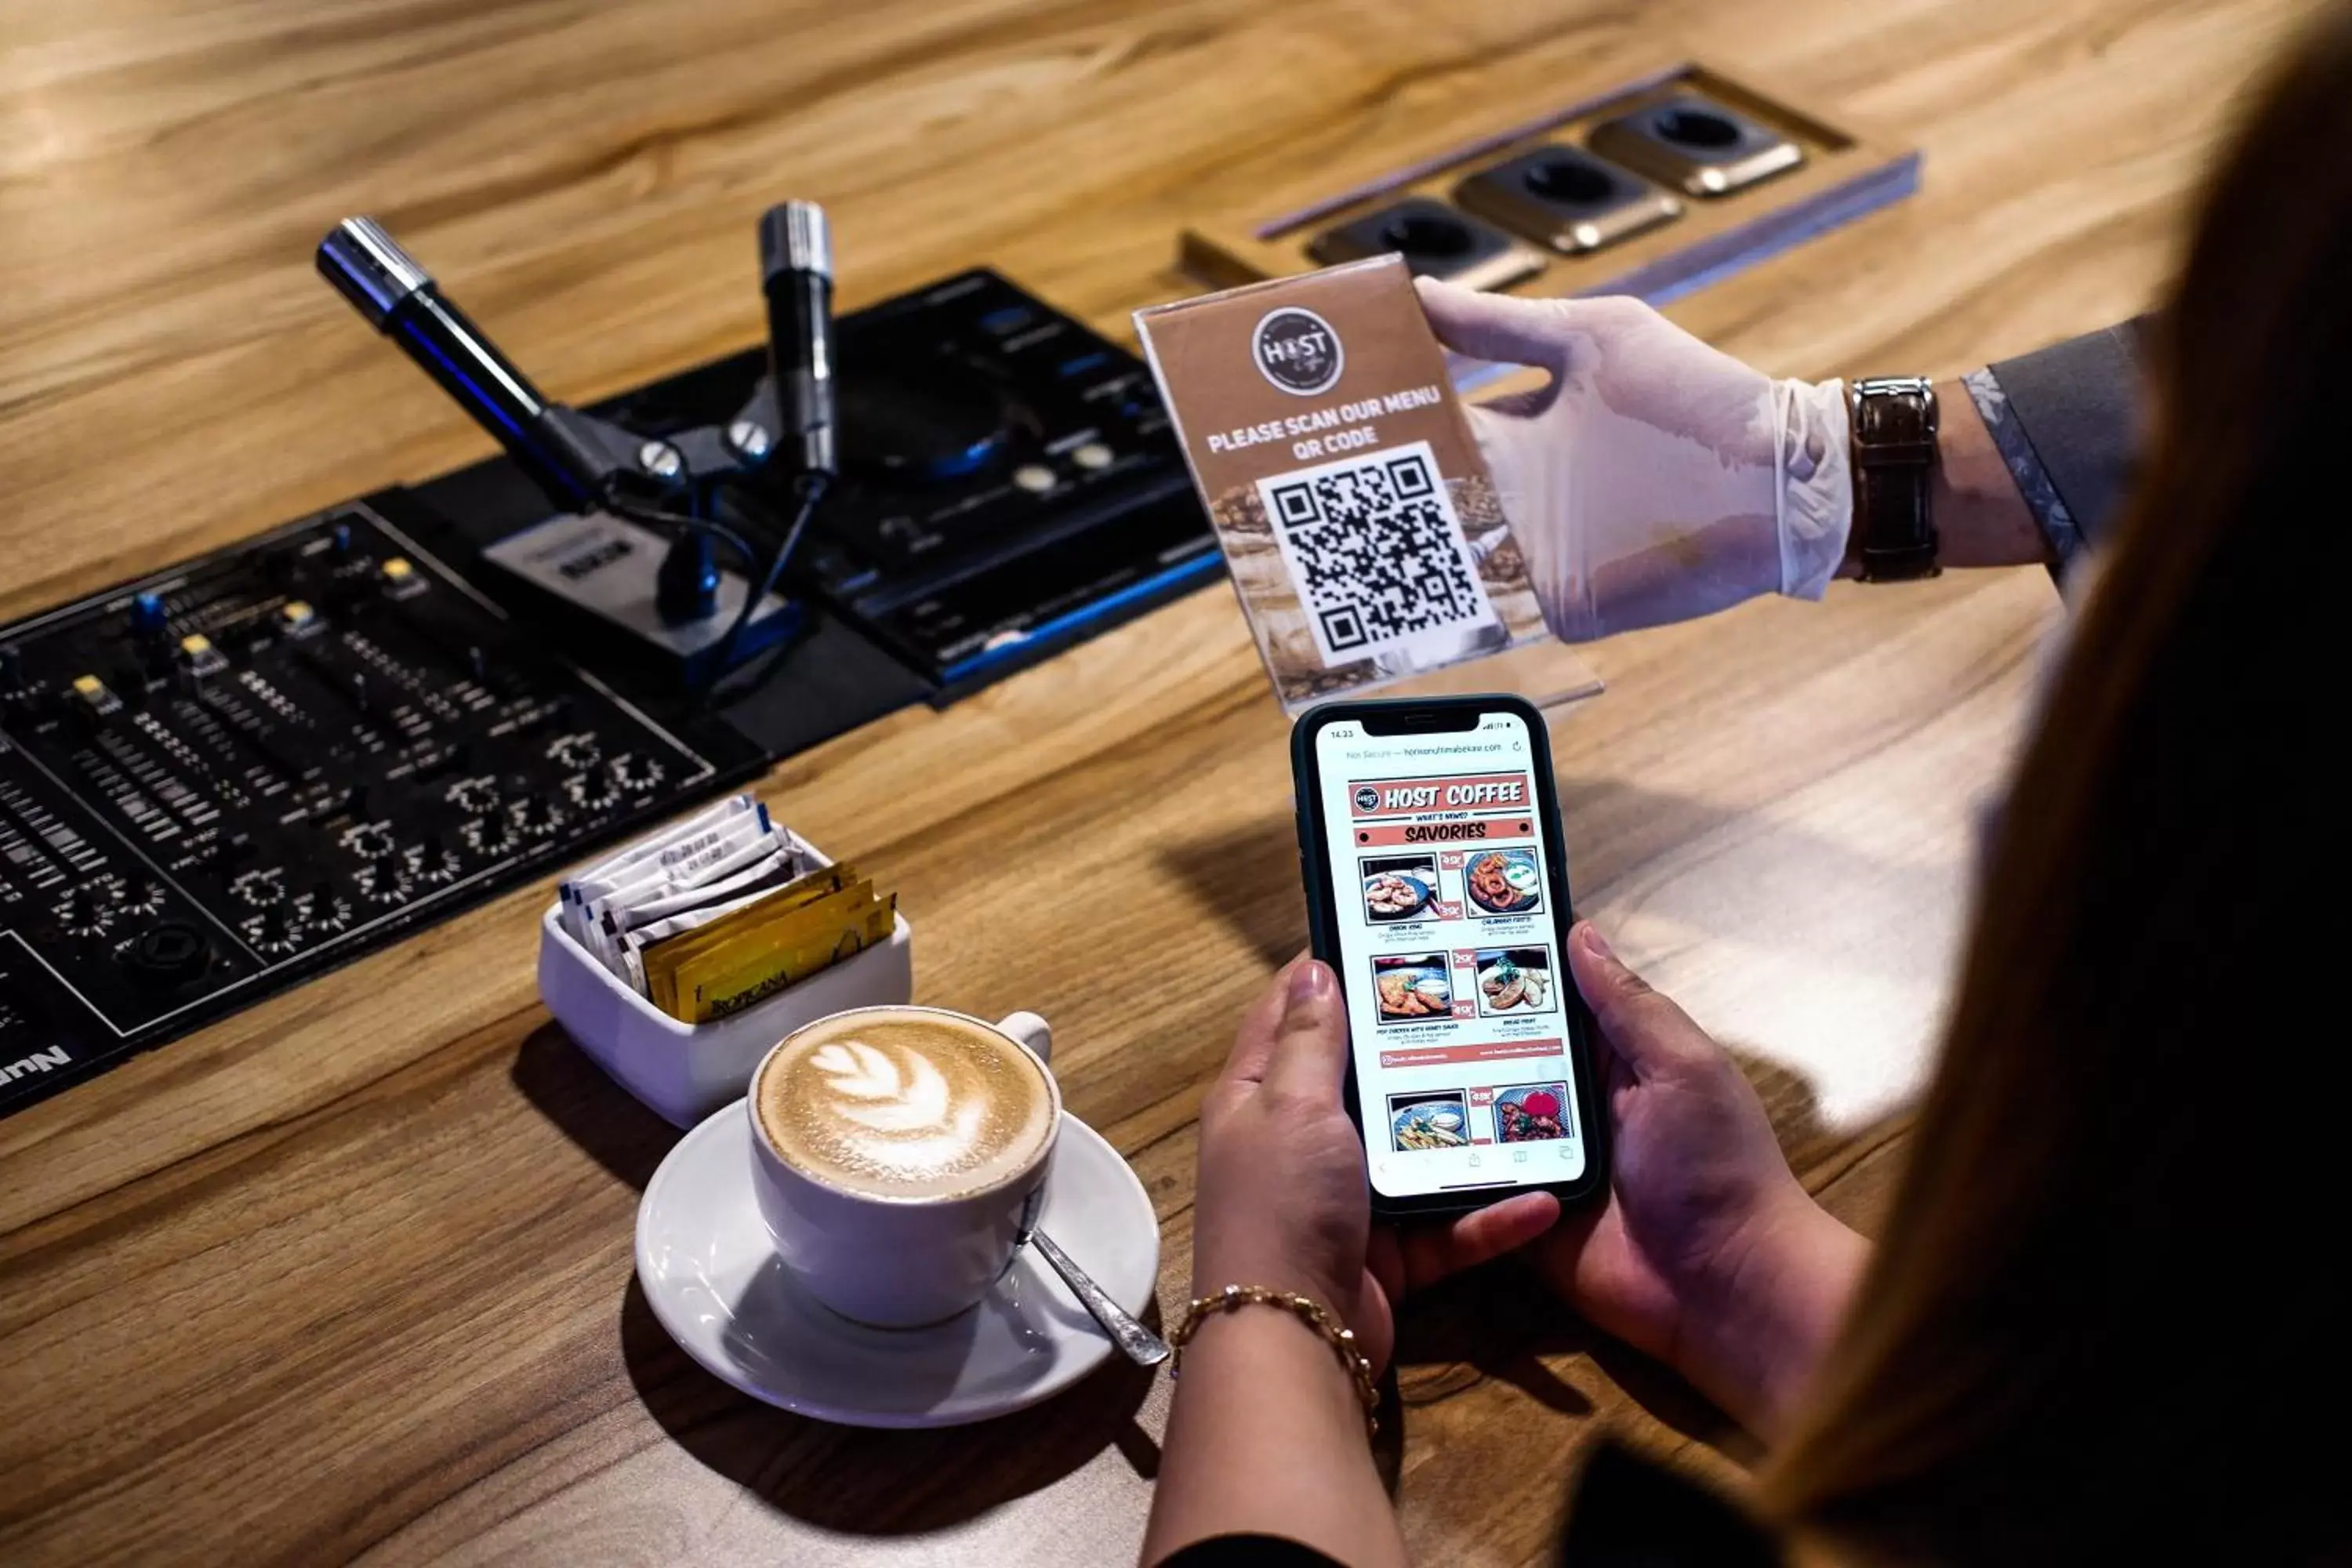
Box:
0;0;2307;1561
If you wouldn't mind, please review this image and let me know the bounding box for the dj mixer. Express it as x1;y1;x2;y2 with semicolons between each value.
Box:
0;503;761;1113
0;261;1212;1117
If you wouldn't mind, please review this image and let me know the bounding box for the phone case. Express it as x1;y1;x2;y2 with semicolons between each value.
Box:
1291;693;1607;1218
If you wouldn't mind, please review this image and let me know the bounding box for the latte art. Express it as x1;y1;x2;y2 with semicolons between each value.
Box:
757;1010;1055;1200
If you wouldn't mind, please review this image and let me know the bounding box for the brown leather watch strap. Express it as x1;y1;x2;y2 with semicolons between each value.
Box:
1849;376;1941;581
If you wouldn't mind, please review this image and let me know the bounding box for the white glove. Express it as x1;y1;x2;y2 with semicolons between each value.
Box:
1416;279;1853;643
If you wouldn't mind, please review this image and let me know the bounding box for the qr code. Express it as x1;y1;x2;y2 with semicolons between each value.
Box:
1256;440;1499;664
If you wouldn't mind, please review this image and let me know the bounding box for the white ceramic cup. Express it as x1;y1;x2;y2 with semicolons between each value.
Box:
746;1006;1058;1328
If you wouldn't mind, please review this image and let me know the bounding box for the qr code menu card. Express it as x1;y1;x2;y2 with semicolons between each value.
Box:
1259;441;1500;665
1134;256;1547;713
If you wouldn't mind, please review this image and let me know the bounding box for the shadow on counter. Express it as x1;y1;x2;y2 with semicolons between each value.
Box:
510;1018;684;1192
619;1277;1163;1533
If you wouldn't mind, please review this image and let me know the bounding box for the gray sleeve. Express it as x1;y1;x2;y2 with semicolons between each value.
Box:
1958;318;2149;577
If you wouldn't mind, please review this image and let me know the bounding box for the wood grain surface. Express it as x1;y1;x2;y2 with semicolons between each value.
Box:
0;0;2311;1562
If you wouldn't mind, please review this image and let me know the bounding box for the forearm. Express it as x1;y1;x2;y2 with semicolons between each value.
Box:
1672;1187;1870;1444
1142;1310;1404;1568
1838;377;2053;576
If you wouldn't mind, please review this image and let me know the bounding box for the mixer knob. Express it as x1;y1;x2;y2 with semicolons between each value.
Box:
340;821;397;862
459;812;519;858
608;753;667;794
174;633;227;678
53;873;128;940
510;792;567;840
241;901;302;957
307;887;355;935
445;775;499;816
411;837;462;887
122;879;167;920
68;673;120;717
564;765;620;813
129;592;169;639
230;867;286;906
546;732;601;772
353;855;416;906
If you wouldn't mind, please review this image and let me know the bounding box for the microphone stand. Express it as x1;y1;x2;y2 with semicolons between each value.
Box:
315;206;837;702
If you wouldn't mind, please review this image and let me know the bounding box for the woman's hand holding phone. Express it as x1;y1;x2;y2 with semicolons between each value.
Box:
1187;924;1870;1441
1531;923;1870;1439
1192;956;1560;1378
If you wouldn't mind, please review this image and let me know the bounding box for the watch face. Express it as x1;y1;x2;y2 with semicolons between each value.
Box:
1854;382;1938;439
1855;379;1939;437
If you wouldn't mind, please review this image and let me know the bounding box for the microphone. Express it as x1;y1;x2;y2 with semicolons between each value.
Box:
318;217;615;511
757;201;838;482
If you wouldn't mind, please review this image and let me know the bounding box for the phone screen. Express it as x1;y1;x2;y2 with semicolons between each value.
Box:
1312;708;1588;1200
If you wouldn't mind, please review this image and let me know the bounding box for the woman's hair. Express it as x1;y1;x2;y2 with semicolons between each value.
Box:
1756;8;2344;1562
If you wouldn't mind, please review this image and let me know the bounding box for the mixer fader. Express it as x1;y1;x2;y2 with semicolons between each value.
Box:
0;501;758;1114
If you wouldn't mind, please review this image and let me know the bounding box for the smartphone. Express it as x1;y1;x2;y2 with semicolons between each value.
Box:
1292;694;1606;1217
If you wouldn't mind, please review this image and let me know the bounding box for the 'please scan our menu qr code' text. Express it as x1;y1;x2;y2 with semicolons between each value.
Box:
1202;383;1448;459
1256;440;1501;664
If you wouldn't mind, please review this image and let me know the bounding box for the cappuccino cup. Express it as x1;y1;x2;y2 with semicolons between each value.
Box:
747;1004;1059;1327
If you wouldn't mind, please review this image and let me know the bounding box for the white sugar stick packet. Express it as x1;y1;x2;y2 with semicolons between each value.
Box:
583;793;760;880
588;837;804;976
560;794;766;944
571;815;775;942
561;794;763;945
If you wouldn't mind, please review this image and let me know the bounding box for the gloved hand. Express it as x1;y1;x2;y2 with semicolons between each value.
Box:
1416;279;1853;643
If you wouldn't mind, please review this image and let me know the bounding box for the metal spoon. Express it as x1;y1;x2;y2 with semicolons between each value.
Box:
1028;1227;1170;1366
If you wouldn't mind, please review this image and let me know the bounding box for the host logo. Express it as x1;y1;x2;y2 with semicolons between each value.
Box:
1352;785;1381;812
1253;308;1344;397
0;1044;71;1085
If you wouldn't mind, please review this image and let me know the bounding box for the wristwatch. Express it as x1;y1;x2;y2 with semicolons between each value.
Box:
1848;376;1940;581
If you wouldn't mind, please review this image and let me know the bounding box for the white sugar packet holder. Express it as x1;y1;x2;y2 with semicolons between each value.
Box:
540;799;913;1127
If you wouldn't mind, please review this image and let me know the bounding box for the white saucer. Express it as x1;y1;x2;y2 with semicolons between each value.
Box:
636;1100;1161;1428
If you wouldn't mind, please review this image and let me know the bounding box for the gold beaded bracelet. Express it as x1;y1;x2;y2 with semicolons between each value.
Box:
1168;1283;1381;1438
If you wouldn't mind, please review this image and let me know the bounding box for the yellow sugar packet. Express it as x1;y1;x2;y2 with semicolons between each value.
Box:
641;862;860;1016
665;879;877;1014
687;895;896;1025
681;887;897;1024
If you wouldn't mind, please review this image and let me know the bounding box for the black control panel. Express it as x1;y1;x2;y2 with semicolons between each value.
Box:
0;271;1218;1117
0;503;760;1115
546;270;1217;698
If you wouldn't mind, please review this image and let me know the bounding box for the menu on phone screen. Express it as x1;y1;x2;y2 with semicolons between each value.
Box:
1316;712;1584;1199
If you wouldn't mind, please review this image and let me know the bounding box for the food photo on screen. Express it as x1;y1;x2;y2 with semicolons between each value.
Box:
1494;1083;1573;1143
1388;1089;1471;1152
1371;953;1453;1022
1464;848;1542;916
1360;853;1439;922
1474;946;1555;1014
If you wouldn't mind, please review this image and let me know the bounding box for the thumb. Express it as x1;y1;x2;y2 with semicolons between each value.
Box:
1566;921;1711;1080
1261;959;1351;1100
1414;276;1574;372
